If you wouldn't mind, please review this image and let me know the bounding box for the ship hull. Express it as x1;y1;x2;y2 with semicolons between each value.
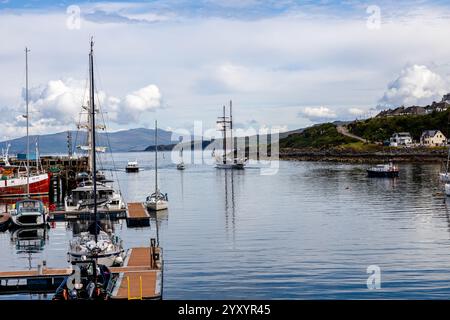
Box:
0;173;50;197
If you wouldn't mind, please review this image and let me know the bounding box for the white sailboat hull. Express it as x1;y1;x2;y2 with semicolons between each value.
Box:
445;184;450;196
68;251;123;267
146;200;168;211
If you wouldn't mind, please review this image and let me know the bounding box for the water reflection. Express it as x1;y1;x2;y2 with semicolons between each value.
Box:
10;228;48;269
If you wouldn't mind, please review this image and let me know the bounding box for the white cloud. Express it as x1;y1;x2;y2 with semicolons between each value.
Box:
2;4;450;136
299;106;337;122
378;65;448;108
5;79;163;135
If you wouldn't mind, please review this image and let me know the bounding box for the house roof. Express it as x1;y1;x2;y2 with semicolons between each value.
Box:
421;130;444;138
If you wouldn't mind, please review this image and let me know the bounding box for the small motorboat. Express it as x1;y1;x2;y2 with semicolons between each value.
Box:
367;162;399;178
10;199;48;228
126;161;139;172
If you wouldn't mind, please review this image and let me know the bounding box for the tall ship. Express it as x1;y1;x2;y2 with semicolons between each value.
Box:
64;39;124;214
215;100;247;169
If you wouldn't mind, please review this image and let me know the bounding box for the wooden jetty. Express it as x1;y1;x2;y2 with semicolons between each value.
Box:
0;244;163;299
48;202;149;226
126;202;150;227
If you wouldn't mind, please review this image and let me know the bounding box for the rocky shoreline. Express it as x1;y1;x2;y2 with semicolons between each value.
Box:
279;147;447;163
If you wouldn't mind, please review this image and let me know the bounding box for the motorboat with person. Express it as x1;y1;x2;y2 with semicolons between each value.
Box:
367;162;399;178
126;160;140;172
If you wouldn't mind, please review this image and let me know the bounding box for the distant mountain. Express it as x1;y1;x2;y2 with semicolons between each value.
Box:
1;128;175;154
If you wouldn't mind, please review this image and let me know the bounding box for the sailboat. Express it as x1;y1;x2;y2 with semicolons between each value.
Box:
145;120;169;211
67;40;124;268
215;100;247;169
177;147;185;170
440;139;450;182
10;48;48;228
64;40;125;214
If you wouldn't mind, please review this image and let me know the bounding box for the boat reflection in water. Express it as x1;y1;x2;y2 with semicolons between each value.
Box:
11;228;48;253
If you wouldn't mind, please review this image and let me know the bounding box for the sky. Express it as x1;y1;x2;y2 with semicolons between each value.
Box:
1;0;450;140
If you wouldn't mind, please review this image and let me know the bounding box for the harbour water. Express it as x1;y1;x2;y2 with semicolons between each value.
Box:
1;152;450;299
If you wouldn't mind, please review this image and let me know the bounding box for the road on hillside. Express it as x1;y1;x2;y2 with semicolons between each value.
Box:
336;125;367;143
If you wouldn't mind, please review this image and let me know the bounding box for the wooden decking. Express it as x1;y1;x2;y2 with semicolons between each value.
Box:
126;202;150;227
110;247;162;300
0;246;163;299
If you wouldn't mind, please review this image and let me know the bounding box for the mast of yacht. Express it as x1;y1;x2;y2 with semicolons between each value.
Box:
89;38;98;243
155;120;158;194
25;47;30;197
223;105;227;164
88;38;100;292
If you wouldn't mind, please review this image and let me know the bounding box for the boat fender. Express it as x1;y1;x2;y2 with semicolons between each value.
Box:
62;288;68;300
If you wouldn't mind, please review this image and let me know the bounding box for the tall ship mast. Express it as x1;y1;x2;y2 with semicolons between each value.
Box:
0;48;50;198
64;39;125;214
215;100;246;170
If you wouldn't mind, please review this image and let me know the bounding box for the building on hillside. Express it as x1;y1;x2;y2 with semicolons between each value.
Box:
390;132;413;146
420;130;447;147
376;105;426;117
403;106;426;115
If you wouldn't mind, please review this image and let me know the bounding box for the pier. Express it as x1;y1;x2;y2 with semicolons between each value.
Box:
0;244;163;299
126;202;150;227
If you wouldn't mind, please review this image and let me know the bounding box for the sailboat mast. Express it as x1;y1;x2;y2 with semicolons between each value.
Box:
89;38;98;244
25;47;30;197
230;100;233;163
155;120;158;193
223;105;227;164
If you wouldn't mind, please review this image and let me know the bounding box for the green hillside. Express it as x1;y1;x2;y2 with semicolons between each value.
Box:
347;110;450;142
280;123;358;149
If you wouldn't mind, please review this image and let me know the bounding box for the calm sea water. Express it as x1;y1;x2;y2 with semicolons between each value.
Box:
2;152;450;299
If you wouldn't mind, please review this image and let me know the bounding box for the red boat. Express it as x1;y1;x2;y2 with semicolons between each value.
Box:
0;172;50;197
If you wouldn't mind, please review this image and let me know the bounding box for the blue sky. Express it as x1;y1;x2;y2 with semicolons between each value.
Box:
1;0;450;139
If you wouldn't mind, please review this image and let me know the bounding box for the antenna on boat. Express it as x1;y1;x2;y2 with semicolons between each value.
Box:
25;47;30;198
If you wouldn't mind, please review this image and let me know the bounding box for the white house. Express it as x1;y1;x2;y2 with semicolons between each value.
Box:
390;132;413;146
420;130;447;147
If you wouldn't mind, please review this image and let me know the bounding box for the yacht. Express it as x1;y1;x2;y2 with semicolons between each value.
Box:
145;120;169;211
64;180;125;212
176;148;185;170
10;199;48;228
68;229;124;267
126;160;139;172
65;40;124;215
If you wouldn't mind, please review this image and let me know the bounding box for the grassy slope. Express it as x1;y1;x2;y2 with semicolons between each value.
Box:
347;110;450;142
279;123;359;149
